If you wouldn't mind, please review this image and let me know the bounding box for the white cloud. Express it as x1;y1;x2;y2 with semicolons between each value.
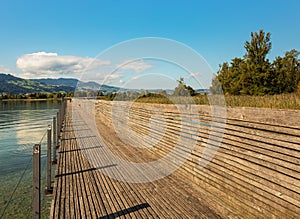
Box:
17;72;41;79
104;73;123;82
16;52;110;78
188;72;201;78
0;65;13;74
117;59;153;73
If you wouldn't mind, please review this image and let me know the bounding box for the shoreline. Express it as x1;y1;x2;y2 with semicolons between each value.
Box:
0;98;64;102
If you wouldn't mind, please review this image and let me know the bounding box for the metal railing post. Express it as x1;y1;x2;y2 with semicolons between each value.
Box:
61;103;63;120
60;104;63;129
59;106;63;130
52;117;57;164
45;125;53;194
60;102;64;129
33;144;41;219
61;105;63;125
57;111;60;142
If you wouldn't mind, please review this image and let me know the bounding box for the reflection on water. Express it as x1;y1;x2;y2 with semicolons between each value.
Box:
0;100;61;218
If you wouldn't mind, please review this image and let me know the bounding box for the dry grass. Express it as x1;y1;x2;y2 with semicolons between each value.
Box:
98;93;300;110
136;93;300;110
223;93;300;110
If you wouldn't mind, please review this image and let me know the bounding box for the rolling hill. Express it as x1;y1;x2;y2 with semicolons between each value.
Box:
0;73;75;94
0;73;119;94
33;78;119;93
0;73;208;96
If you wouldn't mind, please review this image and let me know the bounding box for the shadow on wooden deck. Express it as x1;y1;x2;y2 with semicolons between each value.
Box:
58;145;103;153
98;203;151;219
55;164;117;177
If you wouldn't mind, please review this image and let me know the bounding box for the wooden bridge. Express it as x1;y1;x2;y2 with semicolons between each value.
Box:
50;100;221;218
50;99;300;218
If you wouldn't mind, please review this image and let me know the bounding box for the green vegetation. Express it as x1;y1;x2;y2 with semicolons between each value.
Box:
0;73;119;100
0;73;75;95
174;77;196;96
211;30;300;95
0;92;73;100
98;91;300;110
100;30;300;109
97;77;300;109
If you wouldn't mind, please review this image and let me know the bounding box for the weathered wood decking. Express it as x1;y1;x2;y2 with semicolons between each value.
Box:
50;101;221;218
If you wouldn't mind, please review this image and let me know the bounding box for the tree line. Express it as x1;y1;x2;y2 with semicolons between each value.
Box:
211;30;300;95
0;92;74;100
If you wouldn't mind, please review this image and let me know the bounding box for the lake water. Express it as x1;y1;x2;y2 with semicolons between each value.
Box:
0;100;62;219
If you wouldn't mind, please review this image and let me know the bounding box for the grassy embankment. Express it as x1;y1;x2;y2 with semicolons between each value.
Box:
121;93;300;110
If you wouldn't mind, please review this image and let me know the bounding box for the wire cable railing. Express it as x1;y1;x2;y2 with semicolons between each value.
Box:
0;99;67;219
0;157;32;218
0;129;47;219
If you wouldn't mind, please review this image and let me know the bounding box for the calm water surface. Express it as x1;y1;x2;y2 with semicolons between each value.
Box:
0;100;61;219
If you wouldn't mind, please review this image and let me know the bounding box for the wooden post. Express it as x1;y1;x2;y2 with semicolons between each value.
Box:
52;117;57;164
33;144;41;219
45;125;53;194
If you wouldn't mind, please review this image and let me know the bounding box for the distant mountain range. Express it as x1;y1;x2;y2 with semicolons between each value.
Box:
33;78;118;93
0;73;119;94
0;73;209;95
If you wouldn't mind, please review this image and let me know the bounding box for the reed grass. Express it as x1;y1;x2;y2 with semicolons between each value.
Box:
98;93;300;110
135;93;300;110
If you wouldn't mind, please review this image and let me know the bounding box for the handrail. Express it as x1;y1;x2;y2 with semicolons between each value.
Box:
32;99;68;218
0;99;68;218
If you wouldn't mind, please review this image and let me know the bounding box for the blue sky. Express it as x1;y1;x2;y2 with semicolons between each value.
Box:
0;0;299;89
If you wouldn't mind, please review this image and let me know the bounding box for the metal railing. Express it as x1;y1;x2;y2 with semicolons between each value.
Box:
32;99;67;219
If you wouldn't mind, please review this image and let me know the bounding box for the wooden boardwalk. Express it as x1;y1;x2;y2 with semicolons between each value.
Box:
50;101;221;218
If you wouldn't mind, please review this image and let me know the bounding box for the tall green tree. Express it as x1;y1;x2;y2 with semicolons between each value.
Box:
211;30;300;95
244;30;271;65
272;49;300;93
243;29;273;95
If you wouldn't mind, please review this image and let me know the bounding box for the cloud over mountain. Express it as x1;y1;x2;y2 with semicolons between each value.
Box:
16;52;110;78
117;59;153;73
